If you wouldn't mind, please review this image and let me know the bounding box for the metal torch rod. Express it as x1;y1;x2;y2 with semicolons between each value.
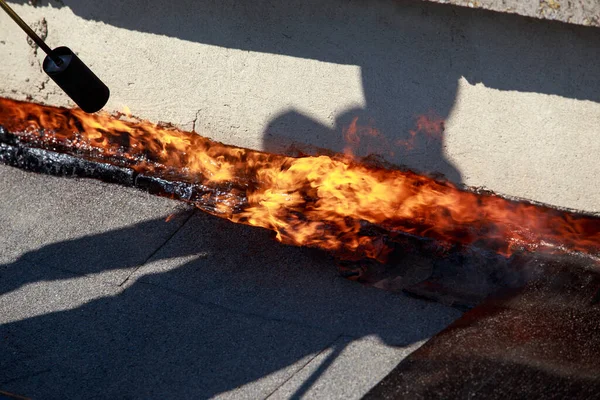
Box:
0;0;62;65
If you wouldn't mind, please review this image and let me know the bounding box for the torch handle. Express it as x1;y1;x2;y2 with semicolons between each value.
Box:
0;0;62;65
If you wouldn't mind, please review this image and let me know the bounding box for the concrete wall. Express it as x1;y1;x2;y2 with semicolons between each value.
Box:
425;0;600;28
1;0;599;212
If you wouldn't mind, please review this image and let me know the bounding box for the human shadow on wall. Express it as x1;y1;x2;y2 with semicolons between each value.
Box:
0;209;460;398
13;0;600;184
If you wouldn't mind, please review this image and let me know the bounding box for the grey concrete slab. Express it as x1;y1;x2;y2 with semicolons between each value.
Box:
0;260;97;324
0;166;461;399
0;261;123;387
130;211;463;345
0;269;339;399
267;336;425;400
0;164;193;285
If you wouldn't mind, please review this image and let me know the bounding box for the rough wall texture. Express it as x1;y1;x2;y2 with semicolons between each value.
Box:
428;0;600;27
1;0;599;212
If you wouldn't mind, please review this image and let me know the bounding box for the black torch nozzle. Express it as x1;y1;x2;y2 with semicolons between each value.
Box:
1;0;110;113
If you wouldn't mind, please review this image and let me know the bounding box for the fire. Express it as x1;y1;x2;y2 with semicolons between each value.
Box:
342;116;386;158
396;112;445;150
342;113;444;158
0;97;598;263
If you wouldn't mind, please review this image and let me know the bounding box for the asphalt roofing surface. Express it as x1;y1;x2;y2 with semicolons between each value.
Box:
0;164;461;399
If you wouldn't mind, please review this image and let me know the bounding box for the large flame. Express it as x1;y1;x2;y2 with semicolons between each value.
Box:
0;98;598;263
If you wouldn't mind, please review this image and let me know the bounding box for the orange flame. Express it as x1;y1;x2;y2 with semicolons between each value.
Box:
342;116;385;158
396;112;444;150
342;112;444;158
0;98;598;263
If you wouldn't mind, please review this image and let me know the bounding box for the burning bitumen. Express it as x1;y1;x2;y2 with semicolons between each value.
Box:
1;97;598;308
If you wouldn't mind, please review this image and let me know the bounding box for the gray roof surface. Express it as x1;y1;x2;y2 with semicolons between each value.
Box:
0;164;461;399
